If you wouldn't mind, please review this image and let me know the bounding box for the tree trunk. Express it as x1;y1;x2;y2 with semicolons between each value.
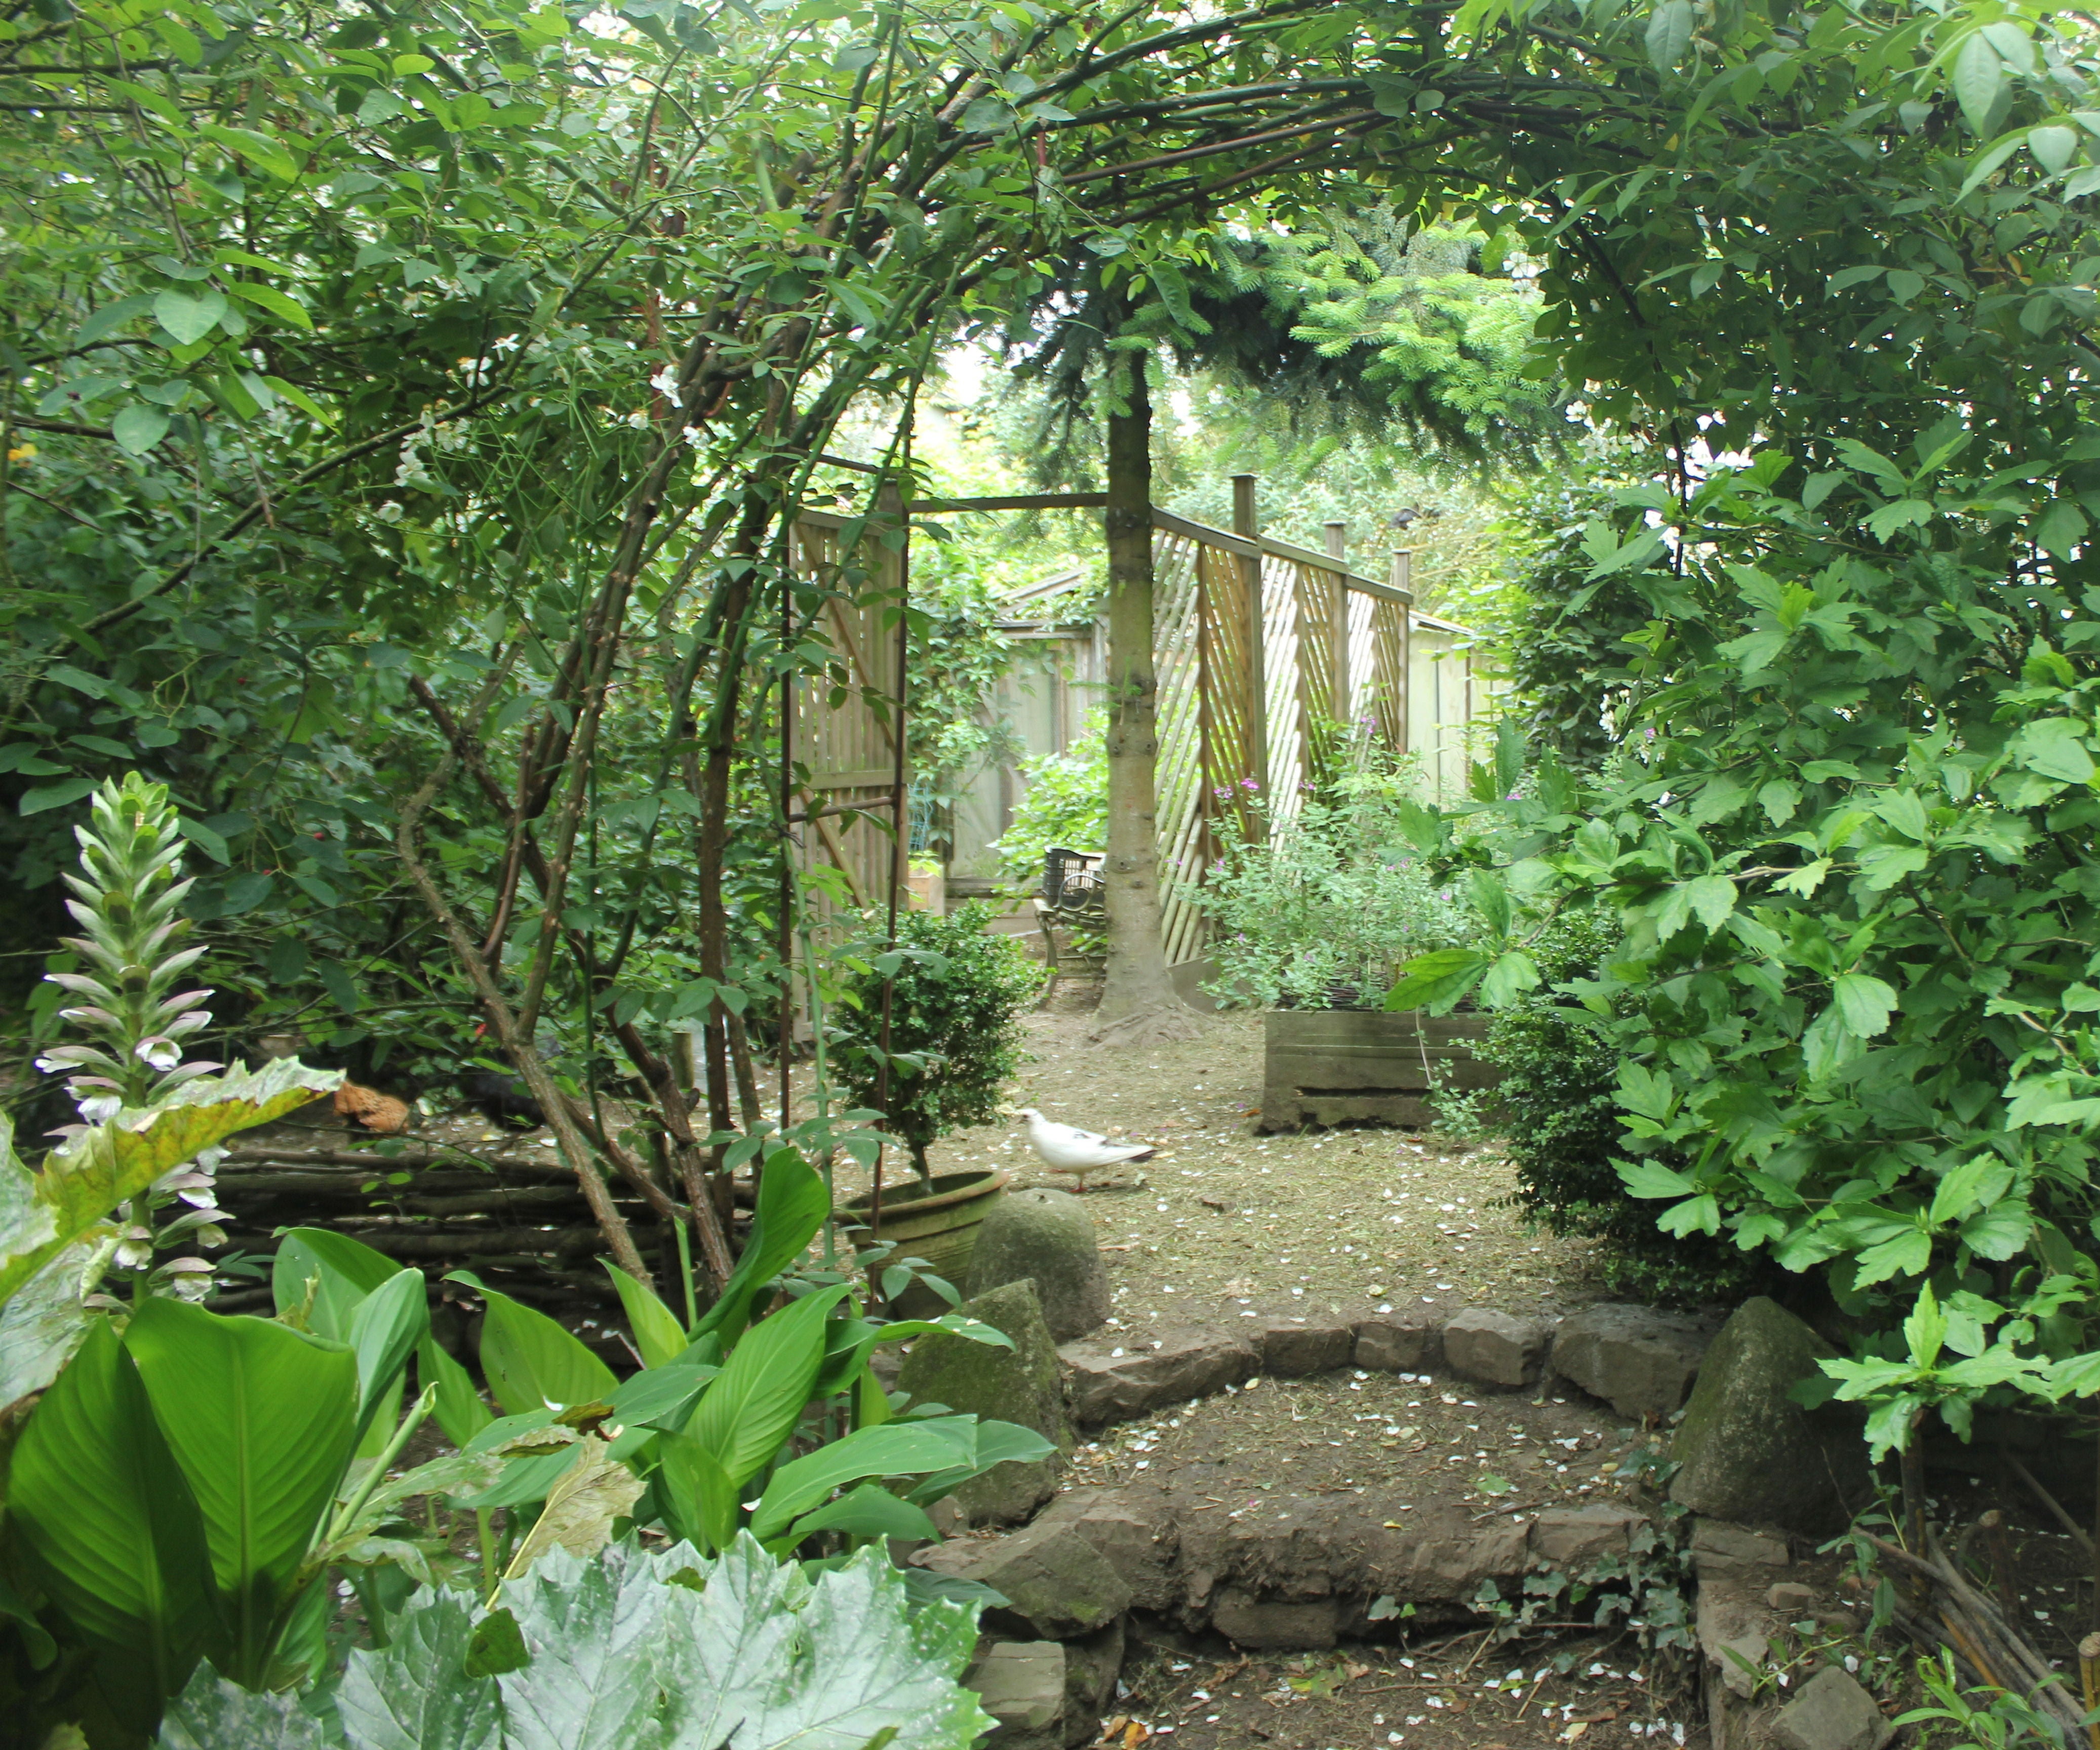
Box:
1095;360;1196;1044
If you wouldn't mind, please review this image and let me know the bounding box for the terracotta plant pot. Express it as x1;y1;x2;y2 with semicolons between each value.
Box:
839;1168;1010;1317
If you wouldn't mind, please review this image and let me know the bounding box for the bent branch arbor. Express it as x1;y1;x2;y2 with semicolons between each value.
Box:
797;475;1497;965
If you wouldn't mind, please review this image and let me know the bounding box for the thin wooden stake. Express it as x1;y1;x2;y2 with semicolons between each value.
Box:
1980;1509;2020;1623
869;478;911;1226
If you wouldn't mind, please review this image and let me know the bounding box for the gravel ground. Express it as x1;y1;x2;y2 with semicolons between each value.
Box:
831;998;1607;1336
1064;1368;1642;1510
1111;1636;1692;1750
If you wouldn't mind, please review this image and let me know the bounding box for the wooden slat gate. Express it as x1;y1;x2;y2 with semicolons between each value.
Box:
789;506;905;935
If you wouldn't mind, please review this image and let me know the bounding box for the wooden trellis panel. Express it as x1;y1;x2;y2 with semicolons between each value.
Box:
921;488;1489;969
1196;539;1261;848
1361;593;1412;755
1149;521;1208;967
789;507;903;928
1292;555;1346;779
1258;551;1305;828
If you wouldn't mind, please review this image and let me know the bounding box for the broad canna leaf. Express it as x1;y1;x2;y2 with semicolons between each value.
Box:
454;1273;617;1416
272;1226;401;1335
8;1319;215;1713
688;1284;850;1492
781;1482;939;1548
904;1419;1058;1507
748;1419;974;1542
346;1268;430;1441
607;1361;717;1431
656;1429;738;1554
691;1149;829;1346
420;1333;495;1450
125;1297;360;1686
809;1312;1009;1406
601;1261;687;1369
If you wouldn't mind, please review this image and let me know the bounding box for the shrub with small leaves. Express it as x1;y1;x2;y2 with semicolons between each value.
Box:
833;904;1041;1181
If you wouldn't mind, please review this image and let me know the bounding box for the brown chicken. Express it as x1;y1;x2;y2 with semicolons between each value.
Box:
334;1083;411;1134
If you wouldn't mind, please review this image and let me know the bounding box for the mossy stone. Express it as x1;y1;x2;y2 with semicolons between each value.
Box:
1669;1297;1870;1533
897;1278;1073;1525
968;1189;1111;1341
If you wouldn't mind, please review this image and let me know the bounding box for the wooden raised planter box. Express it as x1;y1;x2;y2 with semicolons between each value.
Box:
1259;1008;1501;1132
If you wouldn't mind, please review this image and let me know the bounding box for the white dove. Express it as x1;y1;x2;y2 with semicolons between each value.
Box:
1011;1106;1156;1191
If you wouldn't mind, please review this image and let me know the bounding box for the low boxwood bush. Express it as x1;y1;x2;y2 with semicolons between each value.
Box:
1444;912;1776;1307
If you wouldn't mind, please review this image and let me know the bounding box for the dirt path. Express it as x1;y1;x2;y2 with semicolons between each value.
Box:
833;998;1606;1335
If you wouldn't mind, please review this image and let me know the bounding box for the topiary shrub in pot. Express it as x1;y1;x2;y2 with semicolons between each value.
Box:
832;902;1042;1183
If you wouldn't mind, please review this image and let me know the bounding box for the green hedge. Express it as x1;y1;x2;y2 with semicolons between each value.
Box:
1455;914;1777;1307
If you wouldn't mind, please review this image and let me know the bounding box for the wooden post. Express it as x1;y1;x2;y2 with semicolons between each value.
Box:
1392;550;1412;757
1234;474;1265;837
1325;521;1350;732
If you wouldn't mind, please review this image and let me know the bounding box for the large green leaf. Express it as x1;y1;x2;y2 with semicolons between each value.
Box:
651;1536;815;1750
157;1662;331;1749
0;1107;60;1342
656;1429;739;1553
346;1268;430;1439
808;1312;1010;1406
748;1419;975;1542
497;1538;684;1750
601;1262;687;1370
504;1536;989;1750
125;1298;360;1685
273;1227;401;1336
692;1149;829;1345
689;1284;850;1492
700;1537;990;1750
1383;948;1491;1016
904;1418;1059;1507
328;1536;993;1750
8;1320;215;1708
0;1238;96;1404
420;1334;495;1450
2;1060;342;1310
783;1482;939;1547
458;1277;618;1415
608;1362;717;1431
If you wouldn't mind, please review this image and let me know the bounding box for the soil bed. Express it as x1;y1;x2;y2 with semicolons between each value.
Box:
1112;1635;1689;1750
1062;1369;1640;1513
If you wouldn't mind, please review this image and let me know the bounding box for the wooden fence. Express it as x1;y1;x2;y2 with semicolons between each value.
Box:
795;475;1496;963
1147;499;1488;966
